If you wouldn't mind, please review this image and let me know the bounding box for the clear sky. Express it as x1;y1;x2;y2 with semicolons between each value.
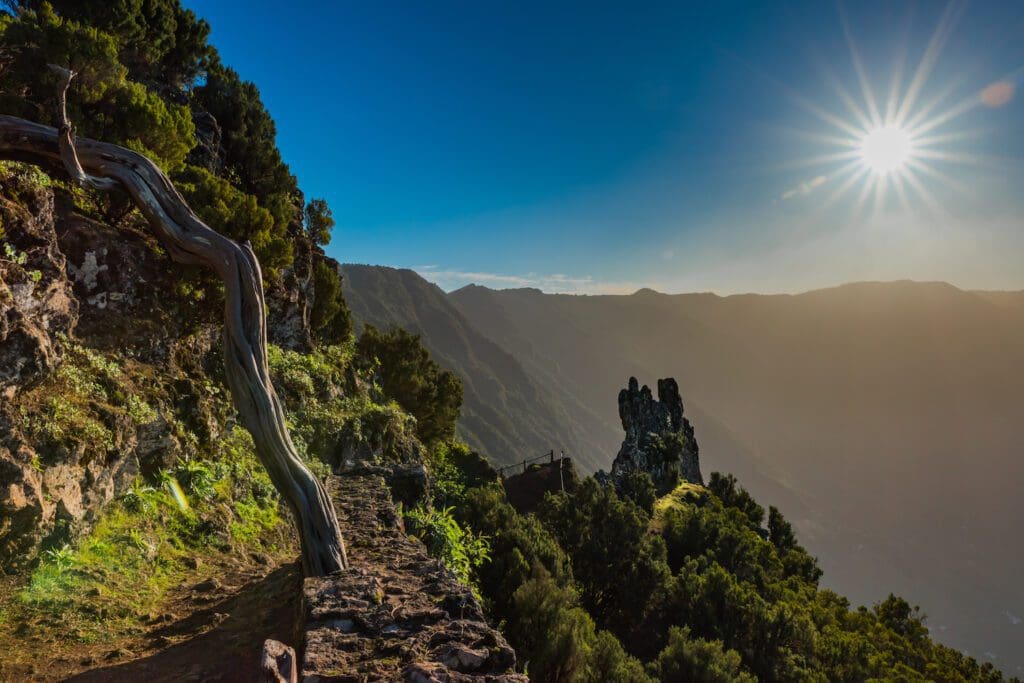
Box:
183;1;1024;294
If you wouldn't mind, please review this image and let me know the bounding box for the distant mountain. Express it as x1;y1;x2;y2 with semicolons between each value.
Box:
343;266;1024;673
451;279;1024;674
340;265;612;472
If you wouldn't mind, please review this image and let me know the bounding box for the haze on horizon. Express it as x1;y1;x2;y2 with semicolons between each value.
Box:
187;0;1024;296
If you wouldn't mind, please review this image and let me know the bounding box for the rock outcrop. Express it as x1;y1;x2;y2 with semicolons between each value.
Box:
0;164;324;570
299;474;526;682
608;377;702;492
0;170;76;396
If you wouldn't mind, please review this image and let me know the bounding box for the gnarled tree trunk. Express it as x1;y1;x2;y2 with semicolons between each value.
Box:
0;69;347;576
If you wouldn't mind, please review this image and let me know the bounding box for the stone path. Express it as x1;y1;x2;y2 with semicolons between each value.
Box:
298;474;527;682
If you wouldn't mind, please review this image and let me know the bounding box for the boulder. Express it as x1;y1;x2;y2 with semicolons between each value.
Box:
259;639;298;683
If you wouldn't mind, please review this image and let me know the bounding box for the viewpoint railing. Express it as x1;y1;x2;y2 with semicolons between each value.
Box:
496;449;564;478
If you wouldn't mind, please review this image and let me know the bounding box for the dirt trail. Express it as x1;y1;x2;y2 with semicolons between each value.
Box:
0;556;301;682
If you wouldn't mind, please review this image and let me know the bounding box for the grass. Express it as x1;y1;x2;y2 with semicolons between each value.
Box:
651;481;709;531
19;338;161;462
267;341;419;470
2;336;407;654
4;426;295;646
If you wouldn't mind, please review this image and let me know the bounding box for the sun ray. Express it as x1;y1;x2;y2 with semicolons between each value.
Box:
883;7;914;125
818;64;874;132
821;161;869;209
901;78;961;131
891;168;912;212
894;0;965;126
872;171;890;214
777;0;994;216
778;150;861;171
900;165;944;215
906;94;979;138
905;158;971;196
852;171;878;218
884;51;907;126
910;148;993;166
765;124;861;149
838;9;883;128
911;128;988;149
793;95;868;138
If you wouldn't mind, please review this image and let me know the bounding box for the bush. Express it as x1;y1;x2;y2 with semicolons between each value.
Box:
651;626;755;683
356;325;462;445
404;504;489;589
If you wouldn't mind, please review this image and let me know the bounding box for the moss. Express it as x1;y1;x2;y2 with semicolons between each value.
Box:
19;338;161;460
229;498;284;549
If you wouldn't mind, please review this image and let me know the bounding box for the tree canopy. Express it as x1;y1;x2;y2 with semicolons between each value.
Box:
0;0;339;285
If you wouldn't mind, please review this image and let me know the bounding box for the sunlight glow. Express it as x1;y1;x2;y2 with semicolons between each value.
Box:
780;2;992;216
859;126;914;174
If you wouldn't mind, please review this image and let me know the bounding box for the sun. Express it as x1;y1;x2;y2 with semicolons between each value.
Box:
859;125;914;175
777;2;992;214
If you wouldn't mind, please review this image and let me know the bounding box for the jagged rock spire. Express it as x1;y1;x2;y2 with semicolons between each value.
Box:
610;376;702;492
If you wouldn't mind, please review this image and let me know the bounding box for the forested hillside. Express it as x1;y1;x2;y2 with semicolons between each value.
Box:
340;266;1024;674
450;280;1024;672
341;264;614;471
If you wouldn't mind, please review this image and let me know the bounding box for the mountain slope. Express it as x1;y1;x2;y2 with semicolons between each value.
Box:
341;265;1024;669
450;279;1024;673
340;265;612;472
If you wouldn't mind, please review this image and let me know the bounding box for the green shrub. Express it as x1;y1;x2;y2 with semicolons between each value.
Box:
174;164;290;272
404;504;489;589
650;626;755;683
0;3;196;170
356;326;462;445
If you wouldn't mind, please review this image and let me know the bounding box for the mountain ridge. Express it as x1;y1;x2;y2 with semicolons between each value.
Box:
343;263;1024;673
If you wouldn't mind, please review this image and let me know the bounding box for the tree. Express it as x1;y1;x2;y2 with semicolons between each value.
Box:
651;626;756;683
767;505;797;552
356;325;462;444
0;67;347;576
0;3;196;169
708;472;764;529
192;60;301;228
617;470;657;515
456;483;572;620
506;569;596;682
310;259;353;343
305;197;334;246
540;478;670;638
22;0;213;91
174;164;291;271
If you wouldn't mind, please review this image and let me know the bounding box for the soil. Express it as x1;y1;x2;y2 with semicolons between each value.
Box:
0;555;302;682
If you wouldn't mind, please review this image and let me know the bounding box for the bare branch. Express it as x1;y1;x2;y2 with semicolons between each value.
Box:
46;64;118;192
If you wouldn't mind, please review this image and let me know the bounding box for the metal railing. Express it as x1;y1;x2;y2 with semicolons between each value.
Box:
496;449;563;478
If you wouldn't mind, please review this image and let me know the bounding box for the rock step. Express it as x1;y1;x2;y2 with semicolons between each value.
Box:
298;474;527;682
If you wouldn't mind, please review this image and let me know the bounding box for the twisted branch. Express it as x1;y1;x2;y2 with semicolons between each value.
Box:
0;68;347;576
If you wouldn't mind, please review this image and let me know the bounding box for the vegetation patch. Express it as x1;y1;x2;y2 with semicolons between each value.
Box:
1;426;294;648
18;337;160;462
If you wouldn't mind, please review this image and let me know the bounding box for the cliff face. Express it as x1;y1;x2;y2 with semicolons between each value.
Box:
609;376;702;491
0;166;316;570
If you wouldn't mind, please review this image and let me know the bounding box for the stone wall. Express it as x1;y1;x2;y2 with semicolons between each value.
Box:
295;474;526;682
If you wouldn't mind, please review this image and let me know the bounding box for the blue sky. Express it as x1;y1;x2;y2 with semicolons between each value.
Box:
184;1;1024;294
